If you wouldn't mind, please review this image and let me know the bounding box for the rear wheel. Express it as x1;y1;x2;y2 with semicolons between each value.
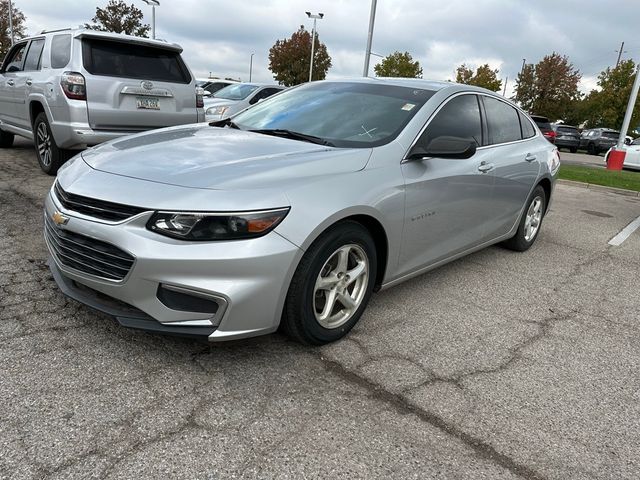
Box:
0;129;14;148
281;221;377;345
570;147;577;153
33;113;74;175
502;185;546;252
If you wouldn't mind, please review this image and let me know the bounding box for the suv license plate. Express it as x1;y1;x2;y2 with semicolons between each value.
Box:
136;97;160;110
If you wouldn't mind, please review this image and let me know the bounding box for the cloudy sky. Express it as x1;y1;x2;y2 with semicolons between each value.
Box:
14;0;639;96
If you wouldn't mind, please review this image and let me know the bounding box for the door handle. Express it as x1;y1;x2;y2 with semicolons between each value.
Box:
525;153;537;162
7;80;14;86
26;79;32;86
478;162;495;173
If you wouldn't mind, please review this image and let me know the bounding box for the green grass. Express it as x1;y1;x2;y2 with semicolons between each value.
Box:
558;165;640;192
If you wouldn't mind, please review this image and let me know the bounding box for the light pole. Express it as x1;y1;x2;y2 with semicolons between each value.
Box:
249;53;254;82
8;0;14;45
142;0;160;39
362;0;377;77
306;12;324;83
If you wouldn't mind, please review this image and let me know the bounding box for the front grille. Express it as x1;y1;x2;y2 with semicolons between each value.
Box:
44;215;135;281
54;182;147;222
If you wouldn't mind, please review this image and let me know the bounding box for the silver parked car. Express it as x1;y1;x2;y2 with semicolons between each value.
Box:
0;28;204;174
45;78;559;345
204;83;284;121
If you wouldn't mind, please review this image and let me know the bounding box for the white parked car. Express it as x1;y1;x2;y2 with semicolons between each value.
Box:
604;138;640;170
204;83;284;121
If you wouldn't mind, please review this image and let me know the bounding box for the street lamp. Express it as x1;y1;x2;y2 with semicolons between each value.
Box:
249;53;254;82
142;0;160;39
362;0;377;77
305;12;324;83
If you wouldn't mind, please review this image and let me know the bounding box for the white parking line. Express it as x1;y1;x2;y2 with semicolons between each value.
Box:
608;215;640;246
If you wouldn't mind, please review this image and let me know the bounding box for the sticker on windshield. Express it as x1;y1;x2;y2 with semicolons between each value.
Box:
401;103;416;111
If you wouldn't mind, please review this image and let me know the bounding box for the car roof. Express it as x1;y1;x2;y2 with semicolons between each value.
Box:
24;27;183;52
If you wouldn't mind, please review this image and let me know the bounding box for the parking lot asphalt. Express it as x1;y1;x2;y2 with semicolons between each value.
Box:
557;150;606;168
2;138;640;479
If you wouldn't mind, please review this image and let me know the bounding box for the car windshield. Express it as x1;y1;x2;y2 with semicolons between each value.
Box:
214;84;259;100
231;81;436;148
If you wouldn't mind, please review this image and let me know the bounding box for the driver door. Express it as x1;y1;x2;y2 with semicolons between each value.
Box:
0;41;28;126
398;93;496;275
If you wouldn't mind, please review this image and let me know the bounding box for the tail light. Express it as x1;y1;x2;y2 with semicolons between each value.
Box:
61;71;86;100
196;87;204;108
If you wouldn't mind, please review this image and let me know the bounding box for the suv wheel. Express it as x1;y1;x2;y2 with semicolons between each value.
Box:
587;143;597;155
570;147;577;153
34;113;74;175
281;221;377;345
502;185;547;252
0;129;14;148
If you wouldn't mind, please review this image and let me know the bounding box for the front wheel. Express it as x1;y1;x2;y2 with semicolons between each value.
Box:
281;221;377;345
33;113;74;175
502;185;547;252
570;147;577;153
587;143;597;155
0;129;14;148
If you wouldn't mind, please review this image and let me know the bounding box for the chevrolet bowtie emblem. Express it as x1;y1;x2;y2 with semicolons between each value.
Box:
52;211;69;226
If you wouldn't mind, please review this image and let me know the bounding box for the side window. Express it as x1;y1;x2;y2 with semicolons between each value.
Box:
23;39;46;71
483;96;522;144
249;88;279;105
518;111;536;139
51;34;72;69
3;43;28;72
417;94;482;149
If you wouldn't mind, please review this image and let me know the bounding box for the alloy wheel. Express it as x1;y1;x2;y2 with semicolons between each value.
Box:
313;244;369;329
524;196;543;242
36;122;52;167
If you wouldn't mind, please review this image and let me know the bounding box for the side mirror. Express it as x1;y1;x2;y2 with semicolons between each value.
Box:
407;136;477;160
6;65;20;73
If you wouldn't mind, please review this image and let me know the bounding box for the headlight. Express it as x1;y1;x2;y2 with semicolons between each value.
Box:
146;208;290;241
206;105;229;116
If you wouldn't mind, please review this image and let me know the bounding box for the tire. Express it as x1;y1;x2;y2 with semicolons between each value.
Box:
502;185;546;252
33;113;75;175
570;147;577;153
281;221;377;345
0;129;14;148
587;143;597;155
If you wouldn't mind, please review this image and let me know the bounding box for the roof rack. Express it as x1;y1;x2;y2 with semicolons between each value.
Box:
39;26;82;34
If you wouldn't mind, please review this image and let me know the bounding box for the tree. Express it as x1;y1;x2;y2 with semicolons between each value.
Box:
268;26;331;86
374;51;422;78
580;60;640;130
514;53;581;121
85;0;150;37
455;63;502;92
0;0;27;59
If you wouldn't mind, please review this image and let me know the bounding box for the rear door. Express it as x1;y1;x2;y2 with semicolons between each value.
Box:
480;96;541;237
14;37;46;130
81;36;198;130
625;139;640;168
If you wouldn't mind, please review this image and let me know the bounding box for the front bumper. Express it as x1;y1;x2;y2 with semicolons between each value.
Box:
44;192;303;341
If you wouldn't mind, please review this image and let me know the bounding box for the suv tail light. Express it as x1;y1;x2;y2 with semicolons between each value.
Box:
196;87;205;108
61;72;86;100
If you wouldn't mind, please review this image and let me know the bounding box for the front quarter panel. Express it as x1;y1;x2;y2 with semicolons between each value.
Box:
274;142;407;285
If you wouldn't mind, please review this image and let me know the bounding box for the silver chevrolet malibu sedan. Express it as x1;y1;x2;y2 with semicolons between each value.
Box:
45;78;559;345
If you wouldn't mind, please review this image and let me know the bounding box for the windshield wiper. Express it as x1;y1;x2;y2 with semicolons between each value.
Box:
209;118;240;129
249;129;334;147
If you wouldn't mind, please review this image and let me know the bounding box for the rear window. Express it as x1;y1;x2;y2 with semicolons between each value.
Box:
532;118;552;130
82;38;190;84
51;34;71;69
602;131;619;139
557;126;578;134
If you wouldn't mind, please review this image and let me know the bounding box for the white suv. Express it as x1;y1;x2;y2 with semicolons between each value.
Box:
0;28;205;174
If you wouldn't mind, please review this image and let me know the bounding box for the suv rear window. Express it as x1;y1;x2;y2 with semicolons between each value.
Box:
557;126;578;134
82;38;190;84
532;118;552;131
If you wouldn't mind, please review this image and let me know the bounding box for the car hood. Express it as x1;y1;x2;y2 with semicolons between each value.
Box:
81;124;371;190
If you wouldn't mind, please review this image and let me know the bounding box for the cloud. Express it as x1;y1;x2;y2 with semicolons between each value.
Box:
14;0;635;93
